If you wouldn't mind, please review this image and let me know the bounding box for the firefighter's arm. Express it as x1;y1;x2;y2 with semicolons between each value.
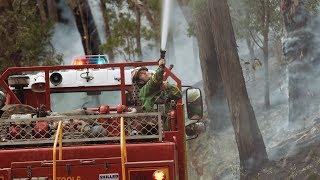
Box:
142;61;165;95
165;83;182;100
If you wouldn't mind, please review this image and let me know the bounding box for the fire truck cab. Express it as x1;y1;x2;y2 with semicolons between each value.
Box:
0;56;204;180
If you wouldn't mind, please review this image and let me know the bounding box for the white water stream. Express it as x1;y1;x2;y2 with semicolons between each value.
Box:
51;0;85;65
161;0;172;50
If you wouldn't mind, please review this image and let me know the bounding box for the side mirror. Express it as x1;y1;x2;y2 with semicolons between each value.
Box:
186;88;203;120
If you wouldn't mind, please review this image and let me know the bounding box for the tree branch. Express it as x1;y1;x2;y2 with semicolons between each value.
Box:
249;29;263;49
100;0;114;61
4;0;13;10
37;0;47;23
130;0;157;29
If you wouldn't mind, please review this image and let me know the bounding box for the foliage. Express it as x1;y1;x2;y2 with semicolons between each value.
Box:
0;0;63;73
184;0;206;37
101;0;161;61
228;0;250;40
229;0;284;47
305;0;320;13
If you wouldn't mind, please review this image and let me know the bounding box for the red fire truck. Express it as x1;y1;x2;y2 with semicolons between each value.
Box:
0;55;204;180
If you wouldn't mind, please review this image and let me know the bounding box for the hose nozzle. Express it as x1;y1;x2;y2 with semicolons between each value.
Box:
160;50;166;59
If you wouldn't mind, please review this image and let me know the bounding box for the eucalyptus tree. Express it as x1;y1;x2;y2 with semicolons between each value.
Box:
177;0;232;132
101;0;160;62
36;0;58;23
100;0;114;61
229;0;256;60
177;0;268;178
0;0;62;73
229;0;284;108
281;0;320;128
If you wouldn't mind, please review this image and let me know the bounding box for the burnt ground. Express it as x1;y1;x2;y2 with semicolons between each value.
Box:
247;59;320;180
247;59;320;179
250;121;320;180
186;57;320;180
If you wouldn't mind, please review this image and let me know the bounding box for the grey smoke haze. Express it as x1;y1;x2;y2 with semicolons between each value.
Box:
87;0;107;44
51;0;202;83
48;0;301;179
282;7;320;129
51;0;85;65
141;0;202;86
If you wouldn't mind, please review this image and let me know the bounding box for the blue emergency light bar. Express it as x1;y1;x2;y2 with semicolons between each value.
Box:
72;55;109;65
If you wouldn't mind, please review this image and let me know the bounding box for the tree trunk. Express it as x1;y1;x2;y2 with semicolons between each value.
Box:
47;0;58;22
70;0;102;55
135;6;142;60
100;0;114;61
263;4;270;109
134;0;157;29
77;0;91;55
246;37;255;60
207;0;268;177
10;50;22;67
281;0;316;128
263;40;270;109
194;13;231;133
246;37;257;80
176;0;231;133
178;0;268;176
192;36;198;65
245;11;255;61
37;0;47;23
4;0;13;10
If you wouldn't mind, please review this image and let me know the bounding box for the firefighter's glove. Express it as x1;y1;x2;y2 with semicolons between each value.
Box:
160;81;168;90
158;58;166;68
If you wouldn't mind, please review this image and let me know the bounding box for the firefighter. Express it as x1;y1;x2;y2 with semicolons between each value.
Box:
131;59;182;131
131;58;182;112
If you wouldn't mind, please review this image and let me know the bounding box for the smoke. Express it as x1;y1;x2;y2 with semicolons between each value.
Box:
282;7;320;128
87;0;107;44
51;0;85;65
141;0;202;86
172;1;320;179
166;0;202;86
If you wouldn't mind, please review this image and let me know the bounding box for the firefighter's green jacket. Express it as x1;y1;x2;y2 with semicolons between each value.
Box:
138;67;182;112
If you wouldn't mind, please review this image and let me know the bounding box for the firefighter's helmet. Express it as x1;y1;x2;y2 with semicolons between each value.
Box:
131;66;148;83
187;88;201;103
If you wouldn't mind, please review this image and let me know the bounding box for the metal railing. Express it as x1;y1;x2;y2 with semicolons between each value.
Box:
0;113;163;147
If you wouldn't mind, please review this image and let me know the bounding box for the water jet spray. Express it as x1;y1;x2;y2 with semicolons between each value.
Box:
160;0;172;59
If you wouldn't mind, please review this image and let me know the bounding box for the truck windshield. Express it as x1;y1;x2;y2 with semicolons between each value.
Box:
50;91;121;113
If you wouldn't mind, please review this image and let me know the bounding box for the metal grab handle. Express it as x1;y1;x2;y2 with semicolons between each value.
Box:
120;117;127;180
53;120;63;180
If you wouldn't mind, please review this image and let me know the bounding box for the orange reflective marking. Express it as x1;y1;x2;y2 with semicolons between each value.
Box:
56;176;81;180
